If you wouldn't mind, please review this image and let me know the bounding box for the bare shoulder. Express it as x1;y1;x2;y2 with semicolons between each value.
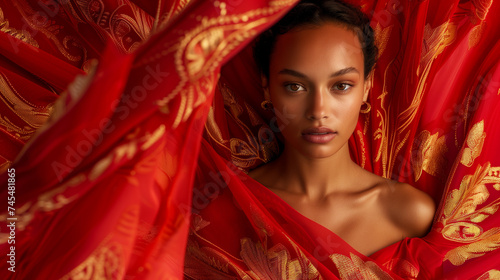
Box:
378;181;436;238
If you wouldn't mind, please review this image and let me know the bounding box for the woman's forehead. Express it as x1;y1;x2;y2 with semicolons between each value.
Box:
270;23;364;76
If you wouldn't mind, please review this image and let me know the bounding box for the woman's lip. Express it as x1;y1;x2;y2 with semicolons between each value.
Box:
301;127;336;144
302;133;336;144
302;127;335;135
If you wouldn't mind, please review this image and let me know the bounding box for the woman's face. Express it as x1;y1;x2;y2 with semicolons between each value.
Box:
266;23;370;159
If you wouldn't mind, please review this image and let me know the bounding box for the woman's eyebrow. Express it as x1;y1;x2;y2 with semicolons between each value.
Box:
278;69;308;78
330;67;359;77
278;67;360;78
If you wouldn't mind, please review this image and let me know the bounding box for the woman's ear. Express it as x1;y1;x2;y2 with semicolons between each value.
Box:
261;74;270;99
363;72;373;102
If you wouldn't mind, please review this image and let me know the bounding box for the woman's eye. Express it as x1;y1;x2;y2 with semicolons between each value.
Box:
333;83;352;92
285;83;305;92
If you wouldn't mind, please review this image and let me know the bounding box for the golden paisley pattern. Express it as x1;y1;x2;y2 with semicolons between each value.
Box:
330;253;393;280
412;131;448;181
441;162;500;265
461;121;486;167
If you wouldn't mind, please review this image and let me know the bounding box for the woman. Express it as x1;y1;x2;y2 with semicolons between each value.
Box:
249;0;435;256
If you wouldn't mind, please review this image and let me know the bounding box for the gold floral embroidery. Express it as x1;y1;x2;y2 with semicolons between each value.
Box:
60;241;123;280
383;258;419;280
373;23;392;60
185;241;222;277
477;269;500;280
356;130;366;169
205;106;226;145
468;21;486;50
154;0;192;32
420;23;456;72
375;22;455;178
472;0;493;20
412;131;447;181
441;163;500;265
239;238;320;280
330;253;393;280
444;229;500;266
460;120;486;167
204;83;279;169
186;216;321;279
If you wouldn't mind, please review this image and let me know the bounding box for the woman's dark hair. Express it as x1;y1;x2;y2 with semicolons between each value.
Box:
253;0;377;79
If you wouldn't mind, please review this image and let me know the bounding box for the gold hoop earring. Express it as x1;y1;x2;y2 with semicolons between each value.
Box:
360;101;371;113
261;100;273;110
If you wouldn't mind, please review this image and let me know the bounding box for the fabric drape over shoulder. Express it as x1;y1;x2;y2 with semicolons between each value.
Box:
0;0;499;279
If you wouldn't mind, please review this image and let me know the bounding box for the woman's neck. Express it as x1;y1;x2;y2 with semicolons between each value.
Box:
267;144;362;201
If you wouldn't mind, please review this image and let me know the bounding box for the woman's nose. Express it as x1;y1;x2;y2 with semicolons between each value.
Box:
306;89;329;120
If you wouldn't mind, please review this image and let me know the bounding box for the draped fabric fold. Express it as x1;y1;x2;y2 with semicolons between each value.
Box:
0;0;500;279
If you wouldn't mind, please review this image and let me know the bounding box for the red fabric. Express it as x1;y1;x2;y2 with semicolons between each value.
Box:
0;0;500;279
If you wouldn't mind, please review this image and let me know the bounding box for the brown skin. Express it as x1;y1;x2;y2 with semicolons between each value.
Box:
249;23;435;256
